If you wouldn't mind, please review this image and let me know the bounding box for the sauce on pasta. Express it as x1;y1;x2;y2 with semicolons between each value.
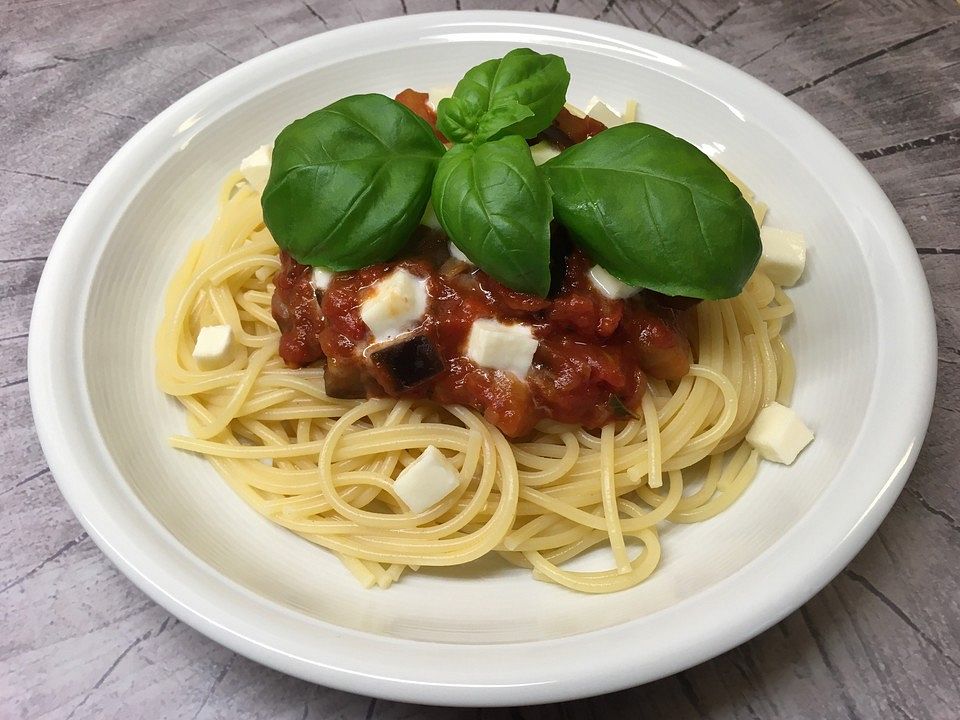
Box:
273;233;690;437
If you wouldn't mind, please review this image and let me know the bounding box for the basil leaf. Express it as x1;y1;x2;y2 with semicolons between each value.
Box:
432;135;553;297
438;96;536;145
543;123;761;299
262;94;445;270
475;100;535;143
436;96;484;144
443;48;570;140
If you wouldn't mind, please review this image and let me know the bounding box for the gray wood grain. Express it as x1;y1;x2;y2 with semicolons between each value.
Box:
2;1;958;718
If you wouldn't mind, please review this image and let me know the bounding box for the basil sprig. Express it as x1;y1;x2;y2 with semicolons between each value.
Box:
427;49;567;297
432;136;553;296
436;48;570;143
262;94;444;269
261;49;761;301
543;124;761;299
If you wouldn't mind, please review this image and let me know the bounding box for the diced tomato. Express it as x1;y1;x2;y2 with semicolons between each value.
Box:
394;88;446;142
551;107;607;146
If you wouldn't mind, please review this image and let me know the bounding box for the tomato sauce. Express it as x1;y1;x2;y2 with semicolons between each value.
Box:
272;233;690;437
271;253;325;367
269;93;693;438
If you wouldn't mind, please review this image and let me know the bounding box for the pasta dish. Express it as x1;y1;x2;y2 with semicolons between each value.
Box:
157;49;813;593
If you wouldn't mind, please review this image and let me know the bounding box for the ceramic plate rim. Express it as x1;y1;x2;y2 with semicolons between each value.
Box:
28;11;937;707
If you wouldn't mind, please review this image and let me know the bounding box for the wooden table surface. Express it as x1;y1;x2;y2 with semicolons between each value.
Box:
2;1;958;718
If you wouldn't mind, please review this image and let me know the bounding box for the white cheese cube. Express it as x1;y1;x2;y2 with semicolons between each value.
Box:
466;319;539;377
751;199;768;227
586;98;624;128
759;227;806;286
192;324;233;370
448;242;472;264
310;267;334;291
240;144;273;193
587;264;640;300
563;101;587;118
393;445;461;513
746;402;814;465
359;268;428;341
623;98;639;122
428;86;455;110
529;140;562;166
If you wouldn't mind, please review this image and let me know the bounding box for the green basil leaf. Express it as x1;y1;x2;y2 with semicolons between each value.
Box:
262;93;445;269
432;135;553;297
445;48;570;140
437;96;536;145
543;123;761;299
435;96;484;144
475;100;535;143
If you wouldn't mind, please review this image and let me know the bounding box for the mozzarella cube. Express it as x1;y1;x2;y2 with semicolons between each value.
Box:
310;267;334;291
393;445;461;513
360;268;428;341
759;227;806;286
448;242;472;264
746;402;814;465
564;101;587;118
466;319;539;377
240;144;273;193
586;98;624;128
428;86;455;110
751;199;768;227
623;98;639;122
529;140;562;166
192;325;233;370
587;264;640;300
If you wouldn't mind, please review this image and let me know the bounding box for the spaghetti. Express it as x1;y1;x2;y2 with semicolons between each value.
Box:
156;171;795;593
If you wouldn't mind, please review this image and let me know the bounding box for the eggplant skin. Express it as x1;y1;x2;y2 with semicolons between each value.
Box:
369;334;444;392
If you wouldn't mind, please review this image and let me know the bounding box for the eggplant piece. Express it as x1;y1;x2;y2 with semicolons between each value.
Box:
537;123;573;150
628;307;691;382
369;333;444;393
323;357;369;399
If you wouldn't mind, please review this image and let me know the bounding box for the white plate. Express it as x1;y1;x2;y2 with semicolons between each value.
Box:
29;11;936;706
